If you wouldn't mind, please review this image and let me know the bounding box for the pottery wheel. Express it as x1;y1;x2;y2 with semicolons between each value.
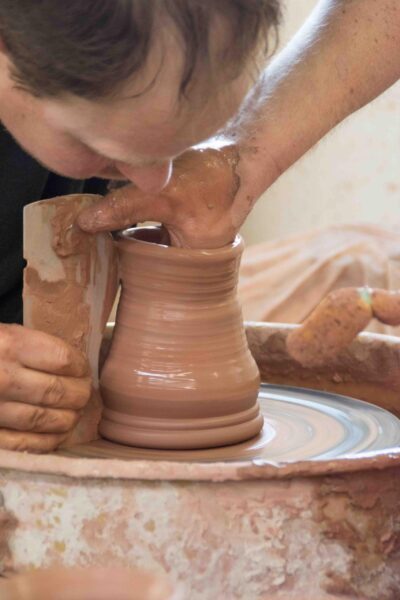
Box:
62;385;400;464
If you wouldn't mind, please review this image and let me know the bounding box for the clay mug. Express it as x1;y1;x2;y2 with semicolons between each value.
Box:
99;226;263;449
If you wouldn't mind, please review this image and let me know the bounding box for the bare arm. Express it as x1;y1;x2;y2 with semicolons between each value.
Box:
232;0;400;225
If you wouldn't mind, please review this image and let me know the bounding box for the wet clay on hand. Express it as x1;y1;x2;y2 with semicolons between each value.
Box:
100;226;262;450
78;146;242;249
287;287;400;367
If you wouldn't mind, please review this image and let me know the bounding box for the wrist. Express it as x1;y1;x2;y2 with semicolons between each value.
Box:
228;142;282;231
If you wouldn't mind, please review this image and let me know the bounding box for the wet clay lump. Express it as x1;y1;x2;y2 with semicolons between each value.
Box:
100;226;262;449
288;286;400;367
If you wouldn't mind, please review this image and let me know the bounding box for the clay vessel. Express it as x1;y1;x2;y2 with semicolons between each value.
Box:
99;226;262;449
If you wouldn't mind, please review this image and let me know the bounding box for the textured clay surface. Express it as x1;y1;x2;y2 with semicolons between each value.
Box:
100;227;262;449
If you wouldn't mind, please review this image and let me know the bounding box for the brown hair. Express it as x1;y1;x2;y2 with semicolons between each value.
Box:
0;0;281;99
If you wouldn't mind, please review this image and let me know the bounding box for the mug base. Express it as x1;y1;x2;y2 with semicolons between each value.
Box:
99;404;264;450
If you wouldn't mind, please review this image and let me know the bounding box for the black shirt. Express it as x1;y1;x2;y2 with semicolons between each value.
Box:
0;125;107;324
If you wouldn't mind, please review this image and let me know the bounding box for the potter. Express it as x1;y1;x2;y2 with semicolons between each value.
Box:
0;1;399;452
0;2;397;597
0;2;398;598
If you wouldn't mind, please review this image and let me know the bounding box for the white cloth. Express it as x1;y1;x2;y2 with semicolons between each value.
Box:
239;223;400;336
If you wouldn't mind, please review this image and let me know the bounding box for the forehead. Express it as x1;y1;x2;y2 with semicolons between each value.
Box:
44;63;254;159
42;18;260;160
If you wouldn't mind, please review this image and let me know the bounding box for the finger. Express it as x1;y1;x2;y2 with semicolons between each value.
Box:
371;289;400;325
286;288;372;367
0;324;89;377
0;429;67;453
77;186;171;233
0;402;80;434
0;366;91;409
0;567;178;600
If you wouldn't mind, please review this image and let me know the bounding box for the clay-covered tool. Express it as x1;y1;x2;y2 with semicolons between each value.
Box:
23;194;118;446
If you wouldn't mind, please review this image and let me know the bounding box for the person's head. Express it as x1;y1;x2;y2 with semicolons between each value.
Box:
0;0;280;192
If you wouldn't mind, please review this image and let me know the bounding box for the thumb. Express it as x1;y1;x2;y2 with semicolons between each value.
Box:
77;186;171;233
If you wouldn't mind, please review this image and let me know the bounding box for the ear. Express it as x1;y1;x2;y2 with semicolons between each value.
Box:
0;35;14;76
0;35;8;54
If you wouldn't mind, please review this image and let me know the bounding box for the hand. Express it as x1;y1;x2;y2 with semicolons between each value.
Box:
78;146;243;249
0;567;178;600
0;324;91;453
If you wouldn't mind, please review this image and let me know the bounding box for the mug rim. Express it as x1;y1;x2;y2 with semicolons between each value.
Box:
116;225;243;260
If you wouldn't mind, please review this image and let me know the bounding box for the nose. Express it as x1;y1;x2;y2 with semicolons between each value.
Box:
116;160;173;194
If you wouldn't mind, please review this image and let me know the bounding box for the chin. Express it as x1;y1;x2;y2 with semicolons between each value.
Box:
32;151;129;181
33;155;119;181
35;160;99;180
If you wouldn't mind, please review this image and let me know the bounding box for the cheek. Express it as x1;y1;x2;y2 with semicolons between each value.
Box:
26;132;107;178
1;95;108;178
37;138;109;178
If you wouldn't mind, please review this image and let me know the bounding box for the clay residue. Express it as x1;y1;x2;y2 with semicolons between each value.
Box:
23;195;115;449
25;266;89;352
50;197;118;339
51;198;97;293
171;144;241;214
24;197;100;352
287;288;373;368
0;493;18;575
169;145;241;249
52;202;93;259
316;468;400;599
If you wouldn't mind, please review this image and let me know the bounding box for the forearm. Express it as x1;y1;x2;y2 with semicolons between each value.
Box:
232;0;400;218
